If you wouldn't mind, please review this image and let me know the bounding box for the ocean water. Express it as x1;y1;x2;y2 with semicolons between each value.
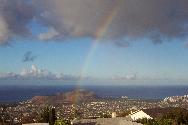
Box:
0;85;188;103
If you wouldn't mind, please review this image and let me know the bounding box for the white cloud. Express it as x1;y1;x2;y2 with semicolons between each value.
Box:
38;28;60;41
0;65;80;81
112;74;137;80
19;65;58;79
0;72;17;79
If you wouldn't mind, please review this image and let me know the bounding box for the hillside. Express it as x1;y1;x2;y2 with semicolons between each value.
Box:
30;89;99;105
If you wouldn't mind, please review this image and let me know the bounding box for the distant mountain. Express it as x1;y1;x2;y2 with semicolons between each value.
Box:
30;89;99;105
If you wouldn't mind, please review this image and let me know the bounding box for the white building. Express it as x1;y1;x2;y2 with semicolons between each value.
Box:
23;123;49;125
111;112;117;118
128;110;152;121
71;117;143;125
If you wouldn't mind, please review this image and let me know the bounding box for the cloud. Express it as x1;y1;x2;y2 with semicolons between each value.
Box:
0;16;9;44
112;74;137;80
58;74;81;81
20;65;57;80
0;72;18;79
0;65;81;81
0;0;35;45
38;28;60;41
23;51;37;62
33;0;188;43
0;0;188;45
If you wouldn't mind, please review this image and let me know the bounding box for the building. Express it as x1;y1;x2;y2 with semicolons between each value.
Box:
111;112;117;118
23;123;49;125
71;117;143;125
128;110;153;121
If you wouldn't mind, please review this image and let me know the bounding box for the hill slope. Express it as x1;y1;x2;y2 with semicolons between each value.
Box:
30;89;99;105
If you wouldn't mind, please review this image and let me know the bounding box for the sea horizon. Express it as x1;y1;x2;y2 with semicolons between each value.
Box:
0;84;188;103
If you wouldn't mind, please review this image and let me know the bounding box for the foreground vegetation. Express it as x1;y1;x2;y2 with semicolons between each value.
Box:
1;105;188;125
136;108;188;125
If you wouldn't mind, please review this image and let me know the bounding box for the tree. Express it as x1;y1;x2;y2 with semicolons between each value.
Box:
54;119;70;125
40;107;57;125
40;107;50;123
49;107;57;125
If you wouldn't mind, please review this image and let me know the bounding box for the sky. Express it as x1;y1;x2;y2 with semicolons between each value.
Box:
0;0;188;85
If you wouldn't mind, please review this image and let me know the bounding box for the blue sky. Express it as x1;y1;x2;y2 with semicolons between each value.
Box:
0;0;188;85
1;36;188;85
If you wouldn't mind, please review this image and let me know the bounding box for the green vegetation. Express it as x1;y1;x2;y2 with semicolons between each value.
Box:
136;108;188;125
40;107;57;125
118;110;132;117
40;107;50;123
137;118;172;125
40;107;70;125
99;113;111;118
54;119;70;125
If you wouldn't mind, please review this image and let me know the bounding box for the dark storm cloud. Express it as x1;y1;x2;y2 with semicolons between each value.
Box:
23;51;37;62
33;0;188;43
0;0;188;45
0;0;35;45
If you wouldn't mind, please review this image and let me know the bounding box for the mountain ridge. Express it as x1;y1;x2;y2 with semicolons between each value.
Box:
30;89;99;105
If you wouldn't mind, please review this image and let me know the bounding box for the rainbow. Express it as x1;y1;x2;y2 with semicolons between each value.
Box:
72;2;120;106
79;4;119;81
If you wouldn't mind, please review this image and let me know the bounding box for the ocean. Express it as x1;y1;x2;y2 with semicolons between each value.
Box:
0;85;188;103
